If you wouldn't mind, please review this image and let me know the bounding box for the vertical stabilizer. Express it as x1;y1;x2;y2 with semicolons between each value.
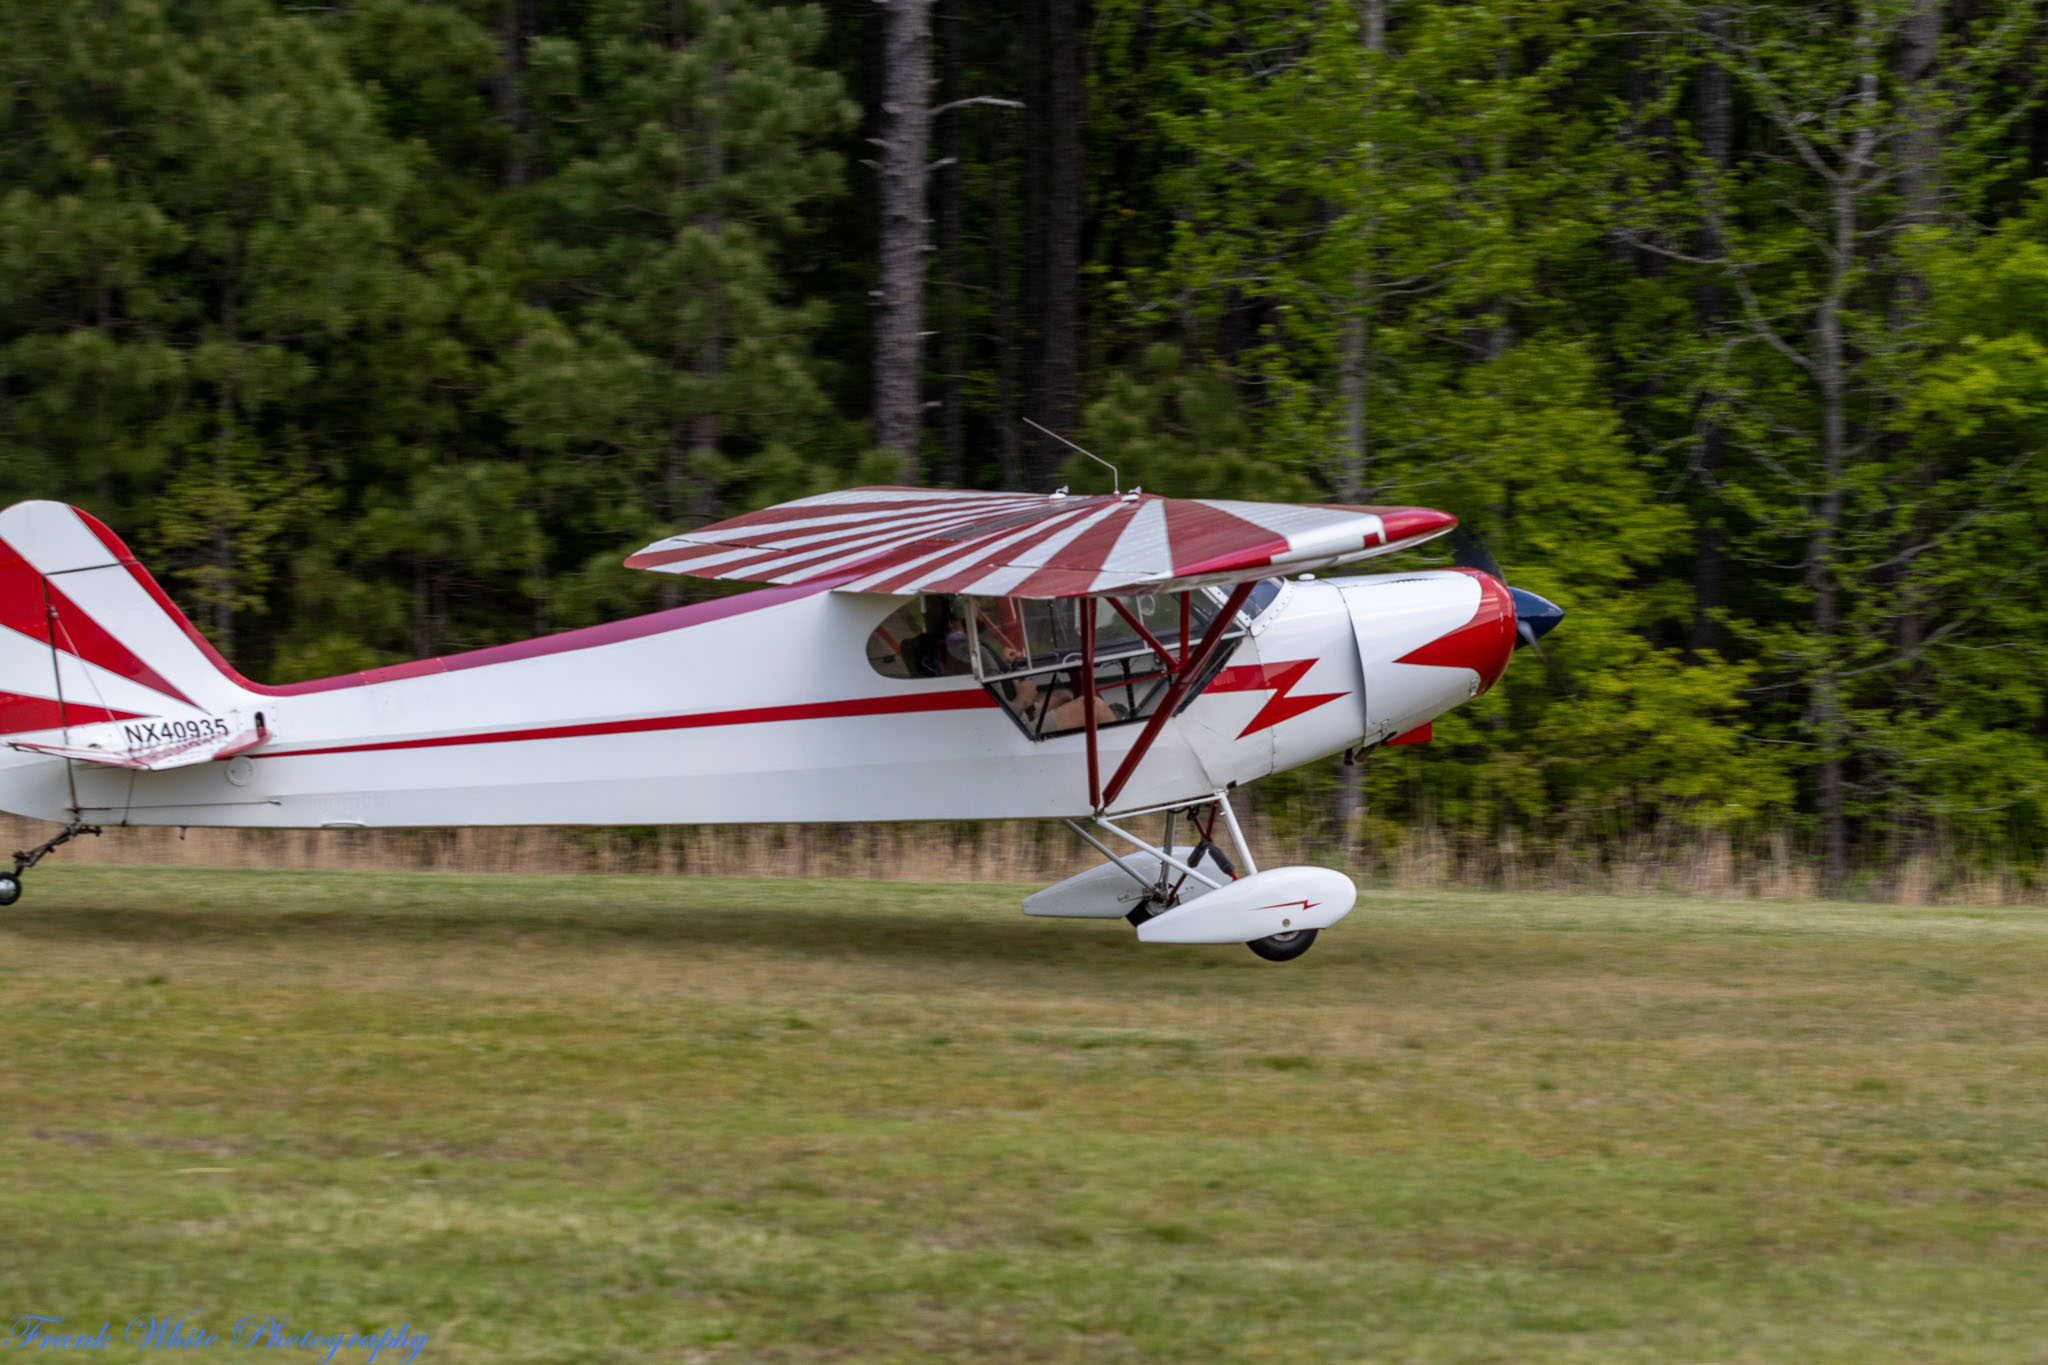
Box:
0;501;252;736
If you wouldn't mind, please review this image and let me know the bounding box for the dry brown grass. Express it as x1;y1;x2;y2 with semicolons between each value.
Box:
9;812;2039;906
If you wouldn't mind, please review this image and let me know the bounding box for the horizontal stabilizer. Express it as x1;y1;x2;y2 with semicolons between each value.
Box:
7;710;268;771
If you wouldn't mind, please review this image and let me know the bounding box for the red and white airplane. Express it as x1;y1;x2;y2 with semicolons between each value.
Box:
0;487;1560;959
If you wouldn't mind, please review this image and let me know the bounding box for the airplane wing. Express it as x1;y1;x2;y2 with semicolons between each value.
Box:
625;487;1456;598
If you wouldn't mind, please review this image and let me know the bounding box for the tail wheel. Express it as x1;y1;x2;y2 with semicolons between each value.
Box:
0;873;20;906
1246;928;1318;962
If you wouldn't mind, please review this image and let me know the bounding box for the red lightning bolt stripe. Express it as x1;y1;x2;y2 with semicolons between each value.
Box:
1208;659;1348;739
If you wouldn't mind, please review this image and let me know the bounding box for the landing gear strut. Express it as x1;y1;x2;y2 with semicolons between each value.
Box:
2;822;101;905
1073;791;1339;961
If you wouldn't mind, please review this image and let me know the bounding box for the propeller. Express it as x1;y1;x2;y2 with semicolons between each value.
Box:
1448;525;1565;673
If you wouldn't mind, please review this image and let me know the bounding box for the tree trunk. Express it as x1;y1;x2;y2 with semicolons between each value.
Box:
1020;0;1048;484
1890;0;1942;684
212;234;242;660
1038;0;1084;485
1896;0;1943;233
874;0;934;479
1330;0;1385;851
1810;13;1882;896
935;0;965;486
1810;318;1850;895
1690;5;1732;659
992;112;1023;489
494;0;535;188
673;0;726;609
1336;276;1368;504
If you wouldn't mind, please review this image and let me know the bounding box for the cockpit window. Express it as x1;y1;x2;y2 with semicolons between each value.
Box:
867;589;1253;740
975;592;1223;673
867;595;974;679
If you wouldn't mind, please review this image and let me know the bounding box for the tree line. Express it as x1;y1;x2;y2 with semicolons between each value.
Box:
2;0;2046;891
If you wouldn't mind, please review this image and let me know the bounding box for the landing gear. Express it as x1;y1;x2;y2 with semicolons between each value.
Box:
4;822;101;904
1246;928;1318;962
1122;835;1232;928
1062;791;1347;960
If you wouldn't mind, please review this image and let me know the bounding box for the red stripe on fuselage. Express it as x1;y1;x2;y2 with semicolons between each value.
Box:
252;688;1000;759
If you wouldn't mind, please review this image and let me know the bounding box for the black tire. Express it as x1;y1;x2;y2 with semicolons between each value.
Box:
0;873;20;907
1246;928;1317;962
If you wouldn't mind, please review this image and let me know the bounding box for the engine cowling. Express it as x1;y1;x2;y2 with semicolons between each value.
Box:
1337;569;1516;745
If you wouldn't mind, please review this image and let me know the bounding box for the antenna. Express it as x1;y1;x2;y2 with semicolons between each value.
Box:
1024;418;1121;496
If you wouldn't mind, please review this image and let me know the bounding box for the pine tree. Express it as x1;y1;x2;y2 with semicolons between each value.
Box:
506;0;858;612
0;0;439;667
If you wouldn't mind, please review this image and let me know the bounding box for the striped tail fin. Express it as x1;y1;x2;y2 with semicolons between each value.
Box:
0;500;256;738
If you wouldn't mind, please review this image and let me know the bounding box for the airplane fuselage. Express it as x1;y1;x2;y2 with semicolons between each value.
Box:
0;570;1507;830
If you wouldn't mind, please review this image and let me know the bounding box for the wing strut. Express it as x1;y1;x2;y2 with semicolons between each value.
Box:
1097;580;1255;811
1080;600;1100;809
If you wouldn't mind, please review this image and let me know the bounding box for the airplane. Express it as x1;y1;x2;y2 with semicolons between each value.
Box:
0;485;1561;960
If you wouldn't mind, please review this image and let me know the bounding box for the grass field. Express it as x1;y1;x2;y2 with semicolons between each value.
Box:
4;868;2048;1363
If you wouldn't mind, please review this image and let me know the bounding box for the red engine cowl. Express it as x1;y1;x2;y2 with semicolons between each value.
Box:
1336;569;1519;748
1390;569;1516;694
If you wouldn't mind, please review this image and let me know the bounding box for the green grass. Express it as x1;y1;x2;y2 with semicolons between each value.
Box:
4;868;2048;1363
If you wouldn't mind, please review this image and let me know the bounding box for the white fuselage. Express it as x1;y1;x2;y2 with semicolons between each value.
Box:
0;572;1499;830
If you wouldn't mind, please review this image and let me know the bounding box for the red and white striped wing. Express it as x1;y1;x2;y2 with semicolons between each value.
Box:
625;487;1456;598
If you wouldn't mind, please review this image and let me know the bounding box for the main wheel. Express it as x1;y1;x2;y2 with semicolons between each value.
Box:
0;873;20;907
1246;928;1317;962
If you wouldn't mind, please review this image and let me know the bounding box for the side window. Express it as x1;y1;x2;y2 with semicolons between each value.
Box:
866;596;977;679
866;600;920;678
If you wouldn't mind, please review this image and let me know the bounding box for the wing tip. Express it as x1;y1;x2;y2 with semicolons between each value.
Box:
1376;507;1458;545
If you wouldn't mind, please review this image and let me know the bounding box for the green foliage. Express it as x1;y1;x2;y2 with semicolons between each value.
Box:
0;0;2044;872
511;0;859;600
1077;344;1320;499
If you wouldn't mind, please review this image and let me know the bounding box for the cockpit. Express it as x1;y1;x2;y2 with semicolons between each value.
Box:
867;580;1284;740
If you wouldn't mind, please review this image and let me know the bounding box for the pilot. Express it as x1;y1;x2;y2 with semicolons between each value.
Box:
907;596;1117;732
903;595;971;678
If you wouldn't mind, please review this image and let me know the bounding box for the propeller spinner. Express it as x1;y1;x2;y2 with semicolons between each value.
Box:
1448;527;1564;652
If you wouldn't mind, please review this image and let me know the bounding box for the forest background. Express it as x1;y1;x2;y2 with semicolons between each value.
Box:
3;0;2047;898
